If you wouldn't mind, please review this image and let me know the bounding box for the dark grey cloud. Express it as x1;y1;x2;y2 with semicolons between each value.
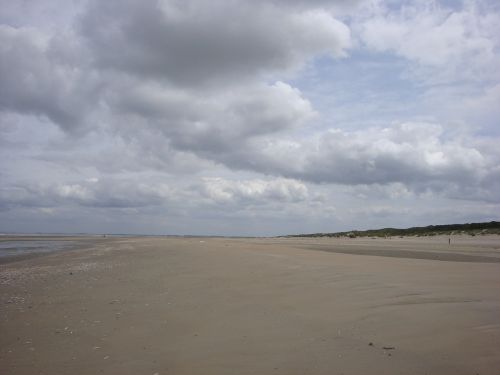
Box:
79;0;350;87
0;25;99;132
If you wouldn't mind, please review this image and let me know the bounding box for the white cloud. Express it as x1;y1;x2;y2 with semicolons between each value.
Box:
0;179;175;210
200;177;309;205
0;176;311;212
356;0;500;83
225;122;491;190
56;184;92;200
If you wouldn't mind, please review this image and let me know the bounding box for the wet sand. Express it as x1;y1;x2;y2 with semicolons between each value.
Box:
1;235;500;374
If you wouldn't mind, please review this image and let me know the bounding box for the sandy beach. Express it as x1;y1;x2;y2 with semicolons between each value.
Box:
1;235;500;374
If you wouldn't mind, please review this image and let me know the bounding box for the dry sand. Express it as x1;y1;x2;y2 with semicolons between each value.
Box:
1;235;500;374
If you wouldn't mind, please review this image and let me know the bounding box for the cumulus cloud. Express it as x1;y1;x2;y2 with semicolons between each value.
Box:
201;122;492;193
294;123;487;186
0;178;180;212
112;80;316;154
0;179;167;210
80;0;351;87
0;176;311;213
0;0;342;135
200;177;309;205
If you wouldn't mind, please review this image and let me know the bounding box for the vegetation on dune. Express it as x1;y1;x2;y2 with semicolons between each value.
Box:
284;221;500;238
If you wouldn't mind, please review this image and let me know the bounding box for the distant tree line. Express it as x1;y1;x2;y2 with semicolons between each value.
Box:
284;221;500;238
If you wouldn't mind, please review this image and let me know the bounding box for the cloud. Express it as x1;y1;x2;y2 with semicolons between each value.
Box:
355;0;500;83
0;179;168;210
199;177;309;205
79;0;351;87
197;122;491;193
297;123;487;186
112;80;316;154
0;0;86;30
0;0;345;136
0;176;312;212
0;25;99;132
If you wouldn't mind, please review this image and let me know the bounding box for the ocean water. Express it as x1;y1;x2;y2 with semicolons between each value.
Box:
0;240;75;260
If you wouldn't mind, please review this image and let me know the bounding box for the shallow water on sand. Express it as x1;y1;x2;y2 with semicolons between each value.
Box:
0;240;74;260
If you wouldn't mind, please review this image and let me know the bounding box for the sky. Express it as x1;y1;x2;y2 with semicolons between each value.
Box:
1;0;499;236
